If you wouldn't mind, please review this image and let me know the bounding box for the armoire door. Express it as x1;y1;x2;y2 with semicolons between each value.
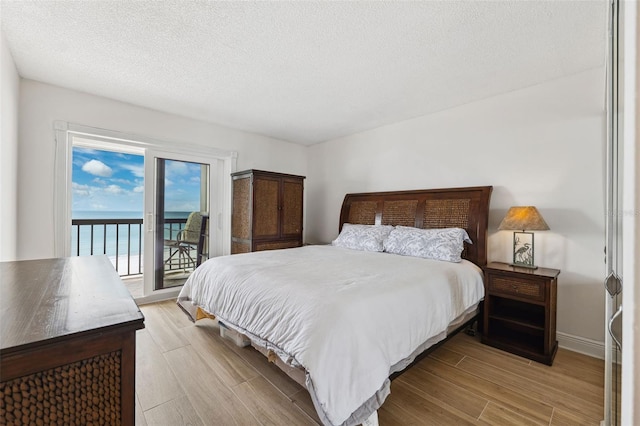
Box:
253;174;281;240
281;177;304;239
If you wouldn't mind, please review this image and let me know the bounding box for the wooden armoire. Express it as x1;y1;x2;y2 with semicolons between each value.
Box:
231;170;305;254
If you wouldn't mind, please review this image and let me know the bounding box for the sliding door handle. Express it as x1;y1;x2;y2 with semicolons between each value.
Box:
146;213;153;232
608;305;623;349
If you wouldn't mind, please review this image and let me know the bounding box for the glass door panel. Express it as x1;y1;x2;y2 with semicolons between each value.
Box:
144;150;217;295
154;158;210;290
605;1;623;424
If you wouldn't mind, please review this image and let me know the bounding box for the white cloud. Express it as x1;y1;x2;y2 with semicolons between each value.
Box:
166;161;189;176
104;184;124;194
92;177;107;185
119;163;144;178
72;182;91;196
112;178;132;185
82;159;113;177
133;186;144;193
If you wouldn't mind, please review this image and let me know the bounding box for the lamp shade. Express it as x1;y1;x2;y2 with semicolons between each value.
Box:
498;206;550;231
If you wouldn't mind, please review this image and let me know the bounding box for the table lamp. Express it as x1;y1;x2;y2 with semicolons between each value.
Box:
498;206;549;269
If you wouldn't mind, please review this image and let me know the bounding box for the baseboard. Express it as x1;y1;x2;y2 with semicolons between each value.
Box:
557;331;605;360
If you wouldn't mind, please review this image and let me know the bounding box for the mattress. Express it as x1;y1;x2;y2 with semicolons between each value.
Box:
177;245;485;426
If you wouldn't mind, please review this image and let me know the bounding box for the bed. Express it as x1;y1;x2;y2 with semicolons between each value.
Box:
177;185;492;426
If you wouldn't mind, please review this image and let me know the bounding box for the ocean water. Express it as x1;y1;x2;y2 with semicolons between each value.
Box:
71;210;190;259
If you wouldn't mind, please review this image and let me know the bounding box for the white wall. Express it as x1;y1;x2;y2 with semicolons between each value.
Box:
16;68;608;344
0;30;19;261
306;68;607;344
18;79;307;260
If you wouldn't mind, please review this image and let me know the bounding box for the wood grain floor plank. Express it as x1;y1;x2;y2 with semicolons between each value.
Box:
533;348;605;388
384;381;478;425
553;347;605;371
137;301;605;426
451;336;603;403
291;389;322;424
378;398;433;426
135;329;185;411
456;356;603;421
135;393;148;426
450;334;604;402
158;299;197;329
427;345;466;366
551;407;602;426
163;345;261;425
457;345;603;403
221;336;305;398
232;376;317;426
182;320;259;387
140;303;190;353
398;366;488;419
416;356;554;424
143;395;204;426
478;401;546;426
446;333;533;367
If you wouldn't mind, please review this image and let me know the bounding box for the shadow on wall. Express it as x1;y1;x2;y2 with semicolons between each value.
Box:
556;269;606;341
306;179;378;245
305;184;331;244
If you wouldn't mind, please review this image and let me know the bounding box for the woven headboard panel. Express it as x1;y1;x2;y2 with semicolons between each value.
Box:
339;186;493;267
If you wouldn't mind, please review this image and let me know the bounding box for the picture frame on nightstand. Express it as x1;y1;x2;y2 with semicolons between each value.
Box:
513;231;534;267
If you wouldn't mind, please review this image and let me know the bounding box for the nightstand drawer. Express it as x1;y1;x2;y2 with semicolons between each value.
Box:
488;276;544;302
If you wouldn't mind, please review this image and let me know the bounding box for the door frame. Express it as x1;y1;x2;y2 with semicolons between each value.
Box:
53;121;237;300
622;1;639;423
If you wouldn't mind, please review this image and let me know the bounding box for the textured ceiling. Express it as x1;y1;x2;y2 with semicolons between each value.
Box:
1;1;607;145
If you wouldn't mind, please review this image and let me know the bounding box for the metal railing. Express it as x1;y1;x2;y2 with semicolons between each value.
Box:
71;218;187;276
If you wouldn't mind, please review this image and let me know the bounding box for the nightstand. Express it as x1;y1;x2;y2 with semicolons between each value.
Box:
482;262;560;365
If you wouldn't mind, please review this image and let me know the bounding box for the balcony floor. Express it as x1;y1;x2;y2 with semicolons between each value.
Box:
120;271;190;299
122;275;144;299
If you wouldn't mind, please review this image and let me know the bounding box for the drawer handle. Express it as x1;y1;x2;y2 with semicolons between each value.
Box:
512;284;519;291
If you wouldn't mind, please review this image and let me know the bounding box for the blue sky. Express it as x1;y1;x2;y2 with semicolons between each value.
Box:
72;147;202;213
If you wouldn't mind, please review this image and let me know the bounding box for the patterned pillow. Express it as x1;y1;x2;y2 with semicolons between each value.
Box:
332;224;395;252
383;226;472;262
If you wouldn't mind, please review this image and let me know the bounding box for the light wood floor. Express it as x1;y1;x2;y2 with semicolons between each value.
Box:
136;301;604;425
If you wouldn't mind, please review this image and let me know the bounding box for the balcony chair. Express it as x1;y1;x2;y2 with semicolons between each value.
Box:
164;212;209;272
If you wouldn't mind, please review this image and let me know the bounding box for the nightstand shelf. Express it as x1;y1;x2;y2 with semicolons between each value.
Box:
489;313;545;333
482;262;560;365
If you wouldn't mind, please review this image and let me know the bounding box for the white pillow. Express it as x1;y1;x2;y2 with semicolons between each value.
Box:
332;223;394;252
383;226;472;262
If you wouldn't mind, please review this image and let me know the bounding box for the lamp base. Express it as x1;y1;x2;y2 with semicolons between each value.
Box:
509;263;538;270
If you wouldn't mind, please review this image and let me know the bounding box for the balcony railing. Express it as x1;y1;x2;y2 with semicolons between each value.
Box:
71;218;187;277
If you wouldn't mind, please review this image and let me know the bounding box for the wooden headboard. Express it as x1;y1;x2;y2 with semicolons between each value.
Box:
339;186;493;267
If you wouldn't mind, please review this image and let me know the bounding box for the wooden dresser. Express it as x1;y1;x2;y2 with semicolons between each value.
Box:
0;256;145;425
231;169;305;254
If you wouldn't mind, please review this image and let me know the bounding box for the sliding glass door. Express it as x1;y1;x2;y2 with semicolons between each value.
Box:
144;150;218;293
605;0;623;424
55;122;236;301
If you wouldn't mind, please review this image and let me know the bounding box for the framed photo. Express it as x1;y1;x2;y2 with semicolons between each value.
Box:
513;231;534;268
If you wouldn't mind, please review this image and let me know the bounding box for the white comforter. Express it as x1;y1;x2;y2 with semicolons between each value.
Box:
178;245;484;426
